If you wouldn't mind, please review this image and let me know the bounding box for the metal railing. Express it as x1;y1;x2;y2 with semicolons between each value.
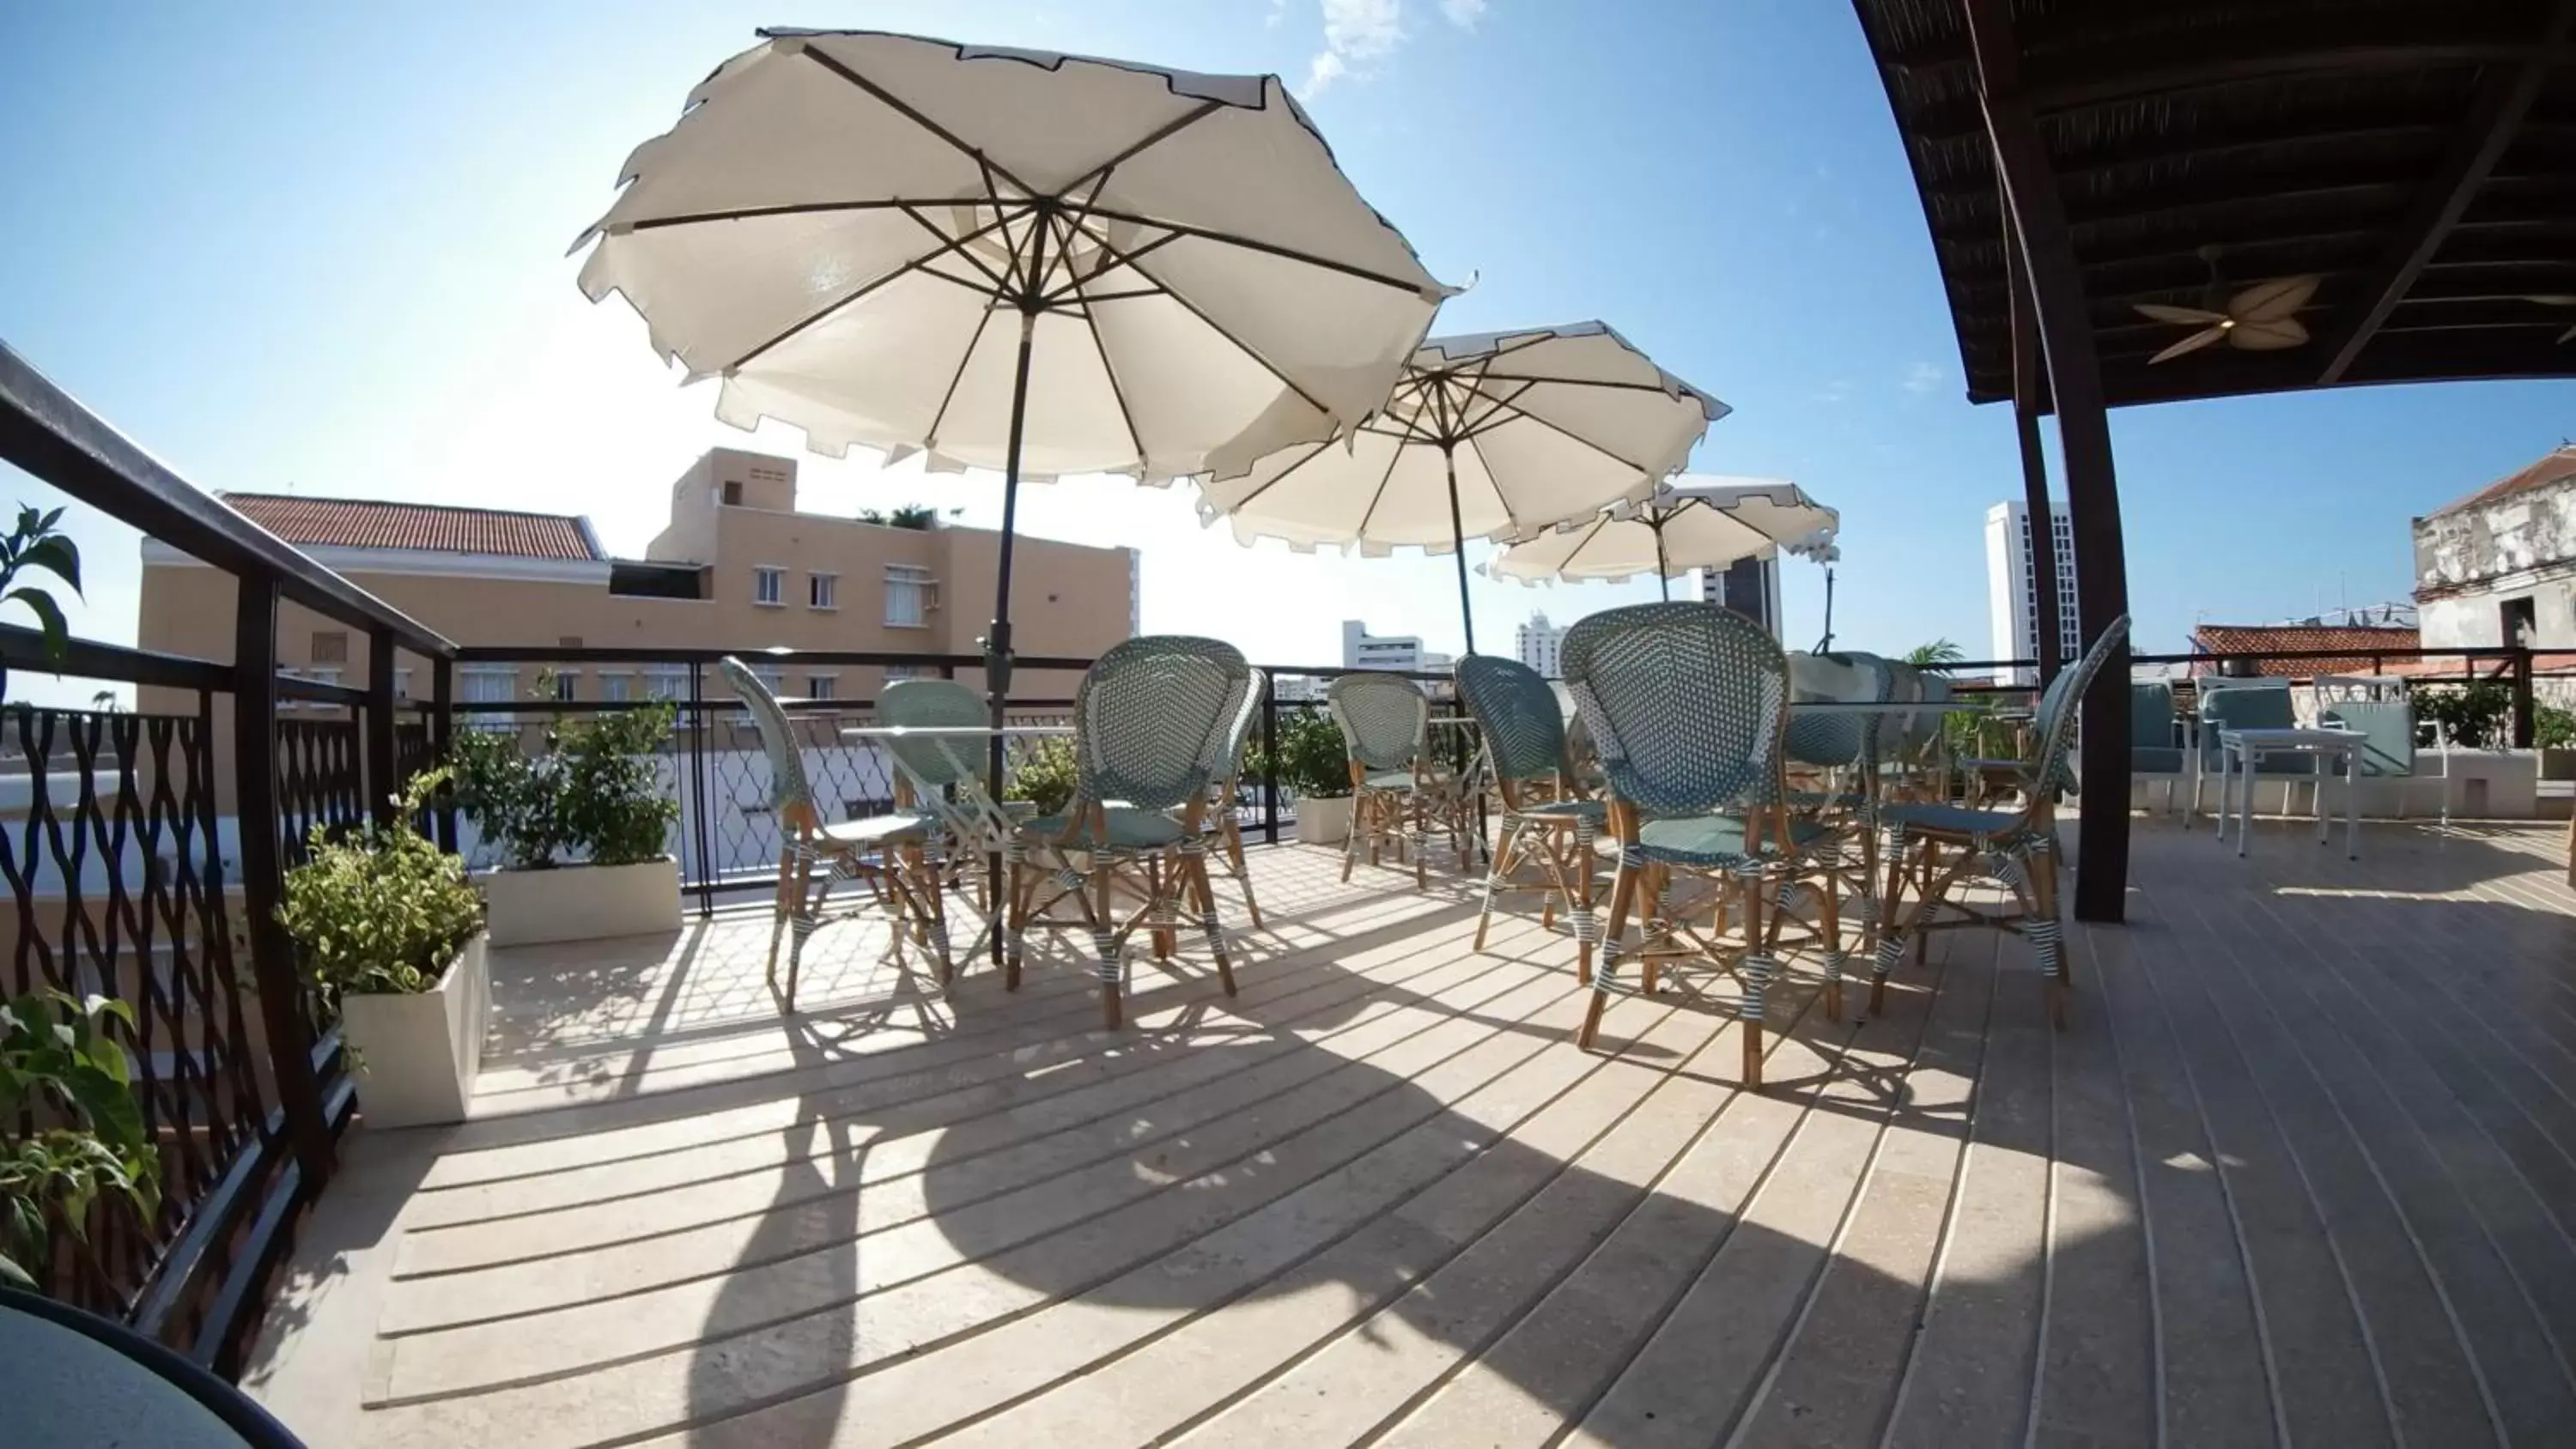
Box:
1;341;459;1376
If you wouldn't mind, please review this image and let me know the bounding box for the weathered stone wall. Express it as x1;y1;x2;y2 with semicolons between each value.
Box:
2413;476;2576;649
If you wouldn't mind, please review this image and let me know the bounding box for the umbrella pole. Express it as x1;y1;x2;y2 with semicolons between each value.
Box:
986;311;1037;964
1443;444;1476;655
1655;513;1671;603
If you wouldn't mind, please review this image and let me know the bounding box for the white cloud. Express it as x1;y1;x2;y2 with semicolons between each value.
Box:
1298;0;1485;98
1814;379;1852;404
1267;0;1289;28
1901;361;1944;396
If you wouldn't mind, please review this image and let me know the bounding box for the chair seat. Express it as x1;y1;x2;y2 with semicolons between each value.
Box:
1878;802;2031;839
1785;787;1869;811
1634;813;1833;866
2130;746;2186;775
817;813;931;849
1018;807;1186;852
1517;798;1606;822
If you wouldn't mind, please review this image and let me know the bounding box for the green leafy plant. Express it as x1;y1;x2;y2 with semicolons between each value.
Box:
277;770;485;998
449;678;677;869
856;505;959;530
2536;701;2576;752
1;504;84;666
2415;680;2513;750
1248;708;1352;800
1004;738;1079;816
0;991;159;1292
1905;638;1966;669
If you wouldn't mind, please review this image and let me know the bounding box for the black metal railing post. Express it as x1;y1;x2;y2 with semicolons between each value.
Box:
365;628;398;828
688;661;713;915
430;657;457;852
231;574;333;1186
2513;647;2537;749
1260;677;1280;846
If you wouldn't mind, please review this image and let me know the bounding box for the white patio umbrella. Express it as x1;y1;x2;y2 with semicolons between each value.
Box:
1488;476;1840;601
575;28;1451;709
1194;322;1726;653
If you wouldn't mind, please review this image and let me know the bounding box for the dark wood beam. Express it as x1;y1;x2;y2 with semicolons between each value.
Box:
1965;0;2132;925
2315;1;2576;383
2008;233;2064;687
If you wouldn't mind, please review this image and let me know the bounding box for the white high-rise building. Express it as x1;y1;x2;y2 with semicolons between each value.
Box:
1515;611;1565;678
1342;619;1433;673
1696;552;1783;640
1984;500;2081;685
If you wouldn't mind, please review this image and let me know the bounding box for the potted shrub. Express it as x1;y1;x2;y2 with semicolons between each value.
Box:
451;689;682;947
1256;708;1355;846
2537;702;2576;780
1;991;158;1292
279;771;488;1129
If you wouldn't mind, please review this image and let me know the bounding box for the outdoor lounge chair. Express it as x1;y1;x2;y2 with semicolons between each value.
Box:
1866;616;2132;1029
1564;602;1844;1088
2187;676;2324;825
1454;655;1604;982
1192;666;1267;929
2130;680;2190;817
720;655;943;1009
1007;636;1252;1029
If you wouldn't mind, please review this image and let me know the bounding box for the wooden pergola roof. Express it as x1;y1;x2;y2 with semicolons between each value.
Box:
1851;0;2576;409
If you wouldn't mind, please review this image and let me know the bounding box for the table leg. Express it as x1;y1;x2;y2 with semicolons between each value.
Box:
2213;743;2230;845
2346;744;2360;860
2314;752;2329;846
2234;744;2252;858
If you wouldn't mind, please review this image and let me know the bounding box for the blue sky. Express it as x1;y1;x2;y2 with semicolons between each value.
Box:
3;0;2568;706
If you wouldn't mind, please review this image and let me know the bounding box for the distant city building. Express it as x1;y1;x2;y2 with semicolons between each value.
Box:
1340;619;1448;675
1696;553;1782;640
1515;611;1564;678
2414;444;2576;652
1984;500;2082;684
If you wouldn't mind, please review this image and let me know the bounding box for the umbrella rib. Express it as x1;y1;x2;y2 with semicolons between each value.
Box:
1350;433;1413;541
1079;205;1438;297
1060;217;1148;470
624;197;923;233
1062;100;1227;197
901;203;1012;292
1219;436;1337;512
794;43;1039;199
726;209;1024;373
1038;228;1183;306
1461;388;1670;476
922;306;999;457
1089;229;1334;421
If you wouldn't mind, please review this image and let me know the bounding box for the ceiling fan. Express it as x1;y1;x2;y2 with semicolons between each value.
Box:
2526;295;2576;344
2133;247;2321;364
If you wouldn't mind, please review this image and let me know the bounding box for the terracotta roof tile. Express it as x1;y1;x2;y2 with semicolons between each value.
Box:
2427;445;2576;519
220;494;603;561
2190;623;2420;677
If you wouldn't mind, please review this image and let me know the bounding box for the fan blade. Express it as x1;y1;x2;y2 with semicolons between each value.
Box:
2231;276;2320;323
2524;294;2576;306
2229;317;2310;351
2135;303;2228;325
2149;326;2229;363
2559;322;2576;346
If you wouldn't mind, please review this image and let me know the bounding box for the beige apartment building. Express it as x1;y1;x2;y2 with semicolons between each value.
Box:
137;446;1138;795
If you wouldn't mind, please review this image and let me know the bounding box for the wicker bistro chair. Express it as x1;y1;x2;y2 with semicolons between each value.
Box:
1782;651;1898;947
1009;636;1253;1029
1564;603;1841;1089
719;656;943;1009
1454;656;1607;981
1191;667;1267;929
1327;673;1469;888
870;676;1015;961
1865;615;2133;1028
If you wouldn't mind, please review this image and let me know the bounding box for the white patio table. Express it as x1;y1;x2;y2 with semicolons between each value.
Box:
2215;726;2360;860
841;723;1076;963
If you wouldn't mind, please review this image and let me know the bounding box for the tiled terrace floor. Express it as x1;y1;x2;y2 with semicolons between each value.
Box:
242;816;2576;1447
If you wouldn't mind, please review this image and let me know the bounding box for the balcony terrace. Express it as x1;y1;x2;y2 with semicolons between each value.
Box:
217;818;2576;1448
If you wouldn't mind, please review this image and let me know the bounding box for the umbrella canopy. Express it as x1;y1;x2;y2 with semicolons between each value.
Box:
575;28;1452;690
1489;476;1839;600
1194;322;1726;652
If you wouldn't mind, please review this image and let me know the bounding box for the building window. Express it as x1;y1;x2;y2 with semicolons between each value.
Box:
461;667;517;731
722;481;743;506
809;573;838;610
885;565;933;627
552;671;579;703
884;664;927;685
599;671;632;703
395;667;412;701
311;631;348;664
754;566;785;606
281;664;342;707
2502;597;2537;648
806;675;837;701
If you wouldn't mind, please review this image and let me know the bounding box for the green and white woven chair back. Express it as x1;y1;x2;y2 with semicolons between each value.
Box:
1455;656;1567;786
878;678;989;789
1883;664;1951;758
718;655;814;816
1206;667;1267;779
1327;672;1428;773
2028;615;2133;794
1562;602;1788;818
1074;636;1250;812
1785;651;1891;768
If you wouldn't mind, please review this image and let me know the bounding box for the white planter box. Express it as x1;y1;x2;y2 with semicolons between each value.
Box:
479;856;681;947
1296;795;1353;846
339;934;486;1130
